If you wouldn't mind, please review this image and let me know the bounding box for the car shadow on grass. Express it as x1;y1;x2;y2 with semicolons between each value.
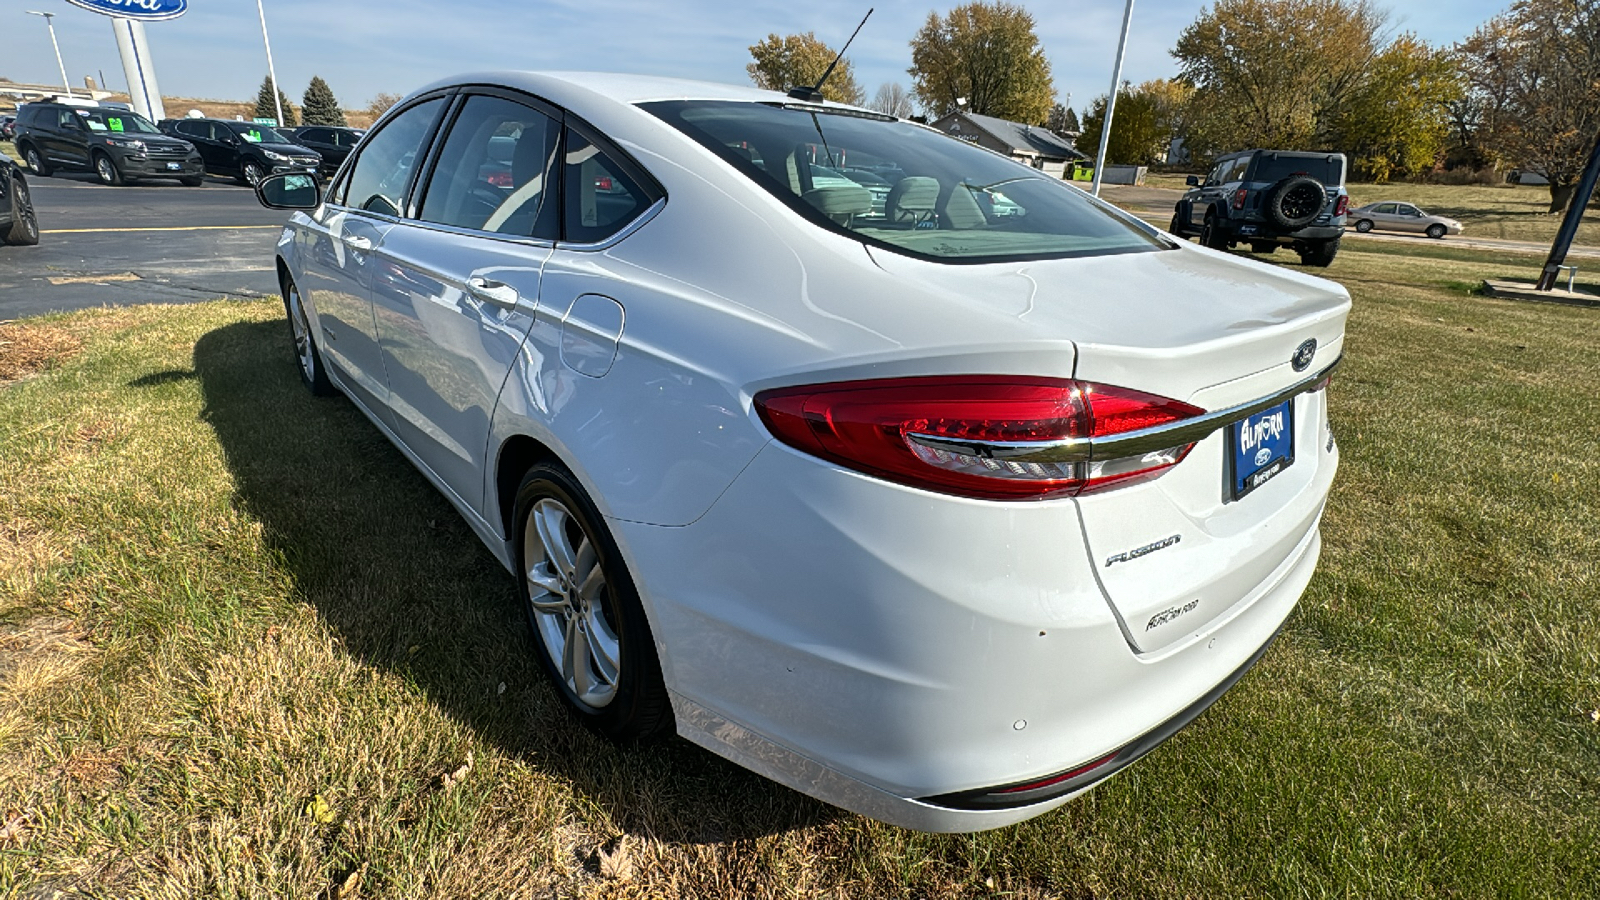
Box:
191;318;839;842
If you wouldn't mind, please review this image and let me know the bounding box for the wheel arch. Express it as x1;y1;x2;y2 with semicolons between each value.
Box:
494;434;564;541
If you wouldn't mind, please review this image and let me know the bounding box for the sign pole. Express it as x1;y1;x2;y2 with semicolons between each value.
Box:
256;0;285;127
113;18;165;121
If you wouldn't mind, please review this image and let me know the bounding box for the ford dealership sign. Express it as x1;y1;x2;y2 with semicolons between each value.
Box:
64;0;188;21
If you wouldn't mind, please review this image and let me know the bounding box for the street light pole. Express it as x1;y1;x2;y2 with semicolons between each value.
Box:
256;0;285;127
1091;0;1135;198
26;11;75;99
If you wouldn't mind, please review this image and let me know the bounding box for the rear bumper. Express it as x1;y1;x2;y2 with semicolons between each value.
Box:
1233;222;1345;242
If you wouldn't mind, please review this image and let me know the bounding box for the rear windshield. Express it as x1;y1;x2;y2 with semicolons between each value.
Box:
642;100;1165;264
1250;153;1344;185
77;109;161;134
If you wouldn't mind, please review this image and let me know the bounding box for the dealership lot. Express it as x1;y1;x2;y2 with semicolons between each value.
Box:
0;173;287;318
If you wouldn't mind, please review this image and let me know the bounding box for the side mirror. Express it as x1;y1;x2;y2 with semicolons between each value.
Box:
1185;175;1200;187
257;172;320;210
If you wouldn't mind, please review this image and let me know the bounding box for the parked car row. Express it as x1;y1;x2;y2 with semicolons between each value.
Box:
6;97;364;187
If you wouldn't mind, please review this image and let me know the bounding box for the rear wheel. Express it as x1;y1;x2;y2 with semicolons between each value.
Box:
1354;218;1374;233
94;153;125;186
3;176;40;246
1298;237;1340;268
1168;206;1188;237
282;275;335;396
1426;223;1446;239
1201;211;1230;250
180;175;203;187
22;145;50;177
515;463;670;741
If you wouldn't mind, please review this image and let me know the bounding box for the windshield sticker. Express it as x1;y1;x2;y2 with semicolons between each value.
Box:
243;130;263;143
87;120;108;131
108;117;125;132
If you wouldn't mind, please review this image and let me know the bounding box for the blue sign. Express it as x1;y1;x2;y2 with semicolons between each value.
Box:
64;0;188;21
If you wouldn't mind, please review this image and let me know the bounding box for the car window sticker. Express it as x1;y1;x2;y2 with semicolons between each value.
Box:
244;130;263;143
87;119;108;132
108;117;125;133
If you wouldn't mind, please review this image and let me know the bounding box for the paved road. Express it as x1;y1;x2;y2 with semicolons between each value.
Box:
0;170;291;319
1099;183;1600;260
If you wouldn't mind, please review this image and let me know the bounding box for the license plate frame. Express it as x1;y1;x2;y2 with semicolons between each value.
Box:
1228;399;1295;499
166;162;181;170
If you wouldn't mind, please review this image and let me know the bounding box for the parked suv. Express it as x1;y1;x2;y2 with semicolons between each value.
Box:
158;118;320;186
13;101;203;186
1170;150;1348;267
285;125;365;178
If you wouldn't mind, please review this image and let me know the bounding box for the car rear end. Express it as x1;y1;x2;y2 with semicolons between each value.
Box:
1234;152;1348;245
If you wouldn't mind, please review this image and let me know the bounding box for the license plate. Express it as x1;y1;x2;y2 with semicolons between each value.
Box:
167;162;181;170
1229;400;1294;499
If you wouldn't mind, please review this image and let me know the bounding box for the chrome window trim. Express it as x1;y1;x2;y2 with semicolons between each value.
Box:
554;196;667;252
906;355;1341;465
395;215;557;249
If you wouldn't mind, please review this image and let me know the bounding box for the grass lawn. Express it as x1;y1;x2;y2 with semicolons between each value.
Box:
1;246;1597;897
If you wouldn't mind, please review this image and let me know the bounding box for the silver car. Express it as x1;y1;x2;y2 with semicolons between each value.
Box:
1347;201;1463;239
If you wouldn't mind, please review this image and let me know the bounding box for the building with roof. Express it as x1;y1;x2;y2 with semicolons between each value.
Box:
928;111;1086;178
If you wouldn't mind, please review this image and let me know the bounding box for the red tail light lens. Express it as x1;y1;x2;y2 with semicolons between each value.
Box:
1232;188;1248;210
1334;195;1349;216
754;377;1203;500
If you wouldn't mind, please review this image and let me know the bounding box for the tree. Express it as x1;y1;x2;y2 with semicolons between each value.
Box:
1330;36;1462;181
1047;102;1079;136
1458;0;1600;212
1078;82;1166;166
870;82;916;118
300;75;347;127
253;75;297;127
908;2;1054;123
747;33;865;105
366;93;402;120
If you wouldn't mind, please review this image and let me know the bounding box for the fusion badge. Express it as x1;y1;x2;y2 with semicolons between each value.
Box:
1104;534;1181;568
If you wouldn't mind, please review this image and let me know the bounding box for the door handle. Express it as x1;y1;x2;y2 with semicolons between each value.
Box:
343;234;373;251
467;276;520;310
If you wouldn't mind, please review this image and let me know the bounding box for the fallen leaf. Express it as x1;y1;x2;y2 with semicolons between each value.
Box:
1590;709;1599;724
335;863;366;899
597;837;633;882
497;682;506;695
442;752;473;792
407;645;420;656
0;811;29;845
305;794;336;824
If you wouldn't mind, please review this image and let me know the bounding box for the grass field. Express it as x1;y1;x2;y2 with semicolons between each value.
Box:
1;245;1598;897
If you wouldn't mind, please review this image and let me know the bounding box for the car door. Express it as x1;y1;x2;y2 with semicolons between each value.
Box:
1366;202;1396;231
1189;157;1234;228
1394;204;1425;233
51;109;92;169
174;120;223;174
368;91;559;507
295;95;449;419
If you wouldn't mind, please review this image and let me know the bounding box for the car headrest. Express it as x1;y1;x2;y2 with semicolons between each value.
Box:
803;184;872;222
939;184;988;230
886;176;939;222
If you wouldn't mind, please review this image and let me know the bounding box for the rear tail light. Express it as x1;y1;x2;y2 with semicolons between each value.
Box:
754;376;1204;500
1334;195;1349;216
595;176;614;190
1232;188;1248;210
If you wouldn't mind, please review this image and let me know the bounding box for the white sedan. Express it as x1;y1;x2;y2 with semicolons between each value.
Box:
254;72;1348;832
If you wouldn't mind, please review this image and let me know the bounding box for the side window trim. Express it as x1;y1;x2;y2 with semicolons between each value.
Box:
554;114;666;250
333;88;455;220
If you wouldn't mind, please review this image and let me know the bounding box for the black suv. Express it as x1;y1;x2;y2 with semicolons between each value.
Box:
285;125;365;178
13;101;203;186
1170;150;1348;267
158;118;321;186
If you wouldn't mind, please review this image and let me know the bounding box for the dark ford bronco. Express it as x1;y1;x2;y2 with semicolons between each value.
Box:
1170;149;1348;267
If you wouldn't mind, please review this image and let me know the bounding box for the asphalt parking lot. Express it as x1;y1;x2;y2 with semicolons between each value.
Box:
0;169;291;319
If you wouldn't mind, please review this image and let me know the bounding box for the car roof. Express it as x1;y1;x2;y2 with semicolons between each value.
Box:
407;70;871;114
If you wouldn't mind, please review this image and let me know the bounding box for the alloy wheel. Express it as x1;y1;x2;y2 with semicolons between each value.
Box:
25;148;44;175
244;163;263;186
523;497;621;709
16;182;37;242
96;156;115;184
286;283;316;382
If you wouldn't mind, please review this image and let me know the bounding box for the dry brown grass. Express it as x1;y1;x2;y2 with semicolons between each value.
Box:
0;323;81;385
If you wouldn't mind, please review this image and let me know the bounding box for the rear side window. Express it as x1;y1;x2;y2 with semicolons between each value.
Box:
1250;153;1343;185
418;94;560;238
343;97;445;217
561;127;656;244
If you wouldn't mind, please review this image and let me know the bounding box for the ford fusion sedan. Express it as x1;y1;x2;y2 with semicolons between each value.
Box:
1347;201;1464;239
253;72;1348;832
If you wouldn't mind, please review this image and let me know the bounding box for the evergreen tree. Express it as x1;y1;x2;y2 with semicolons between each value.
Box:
1047;103;1080;135
301;76;347;127
253;75;298;127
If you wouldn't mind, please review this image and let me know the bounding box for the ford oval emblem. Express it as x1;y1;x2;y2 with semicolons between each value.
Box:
1255;447;1273;467
1291;338;1317;372
64;0;188;21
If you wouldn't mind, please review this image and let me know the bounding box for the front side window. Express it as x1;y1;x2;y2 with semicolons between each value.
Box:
343;97;445;217
418;94;560;238
644;100;1164;263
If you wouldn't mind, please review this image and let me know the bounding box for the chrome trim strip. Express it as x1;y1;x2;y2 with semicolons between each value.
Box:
553;196;667;252
906;355;1341;465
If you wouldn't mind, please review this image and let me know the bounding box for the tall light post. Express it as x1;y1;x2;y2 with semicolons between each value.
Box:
1091;0;1135;197
26;10;75;99
256;0;285;126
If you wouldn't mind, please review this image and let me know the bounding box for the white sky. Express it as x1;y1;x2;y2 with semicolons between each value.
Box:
1;0;1504;118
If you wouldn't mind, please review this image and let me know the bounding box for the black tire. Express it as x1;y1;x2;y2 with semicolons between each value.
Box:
1169;205;1188;237
1201;210;1230;250
3;175;40;246
281;274;336;396
241;161;265;187
93;152;125;186
1298;237;1340;268
1250;241;1277;254
180;175;203;187
21;145;50;177
1354;219;1374;233
1426;223;1446;240
1263;175;1327;230
514;463;670;742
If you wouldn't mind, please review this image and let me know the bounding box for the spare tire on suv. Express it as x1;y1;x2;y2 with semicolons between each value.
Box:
1262;175;1327;230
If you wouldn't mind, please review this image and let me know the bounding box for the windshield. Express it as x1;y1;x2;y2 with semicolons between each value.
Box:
224;121;293;144
77;109;160;134
642;100;1165;264
1250;153;1344;186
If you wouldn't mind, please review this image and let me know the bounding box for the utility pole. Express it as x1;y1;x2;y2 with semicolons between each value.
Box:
256;0;285;127
1536;131;1600;291
26;11;74;99
1091;0;1135;197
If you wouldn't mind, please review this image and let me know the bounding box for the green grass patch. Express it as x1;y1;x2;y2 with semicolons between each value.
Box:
1;252;1597;896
